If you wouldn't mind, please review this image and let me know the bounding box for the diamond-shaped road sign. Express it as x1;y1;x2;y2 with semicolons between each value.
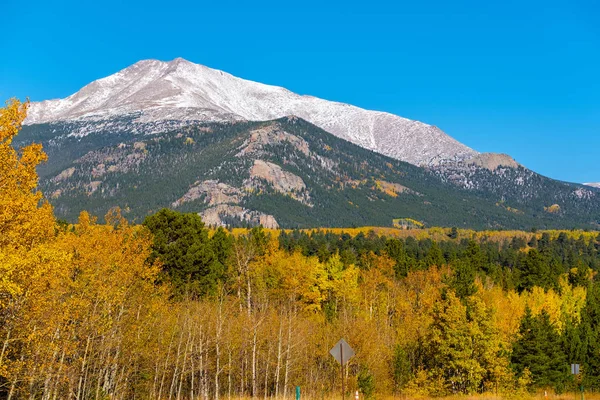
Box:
330;338;355;365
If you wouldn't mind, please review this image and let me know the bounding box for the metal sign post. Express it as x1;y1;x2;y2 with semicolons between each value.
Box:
330;339;355;400
571;364;584;400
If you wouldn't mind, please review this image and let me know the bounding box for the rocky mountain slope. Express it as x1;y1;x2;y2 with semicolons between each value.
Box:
25;58;477;166
15;116;600;229
585;183;600;189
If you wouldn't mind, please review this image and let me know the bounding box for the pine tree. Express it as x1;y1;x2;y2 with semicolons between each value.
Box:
385;238;409;277
143;208;222;296
449;260;477;300
511;308;569;391
518;249;552;291
579;280;600;390
425;241;445;267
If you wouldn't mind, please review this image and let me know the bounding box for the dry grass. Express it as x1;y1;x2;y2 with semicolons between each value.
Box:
388;395;595;400
286;394;597;400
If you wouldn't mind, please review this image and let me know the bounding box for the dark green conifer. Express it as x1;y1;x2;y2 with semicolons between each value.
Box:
579;280;600;389
511;308;569;391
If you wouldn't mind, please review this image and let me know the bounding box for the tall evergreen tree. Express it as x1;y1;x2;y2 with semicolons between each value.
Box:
143;208;224;296
518;249;552;292
511;308;569;391
449;260;477;300
386;238;409;278
579;280;600;390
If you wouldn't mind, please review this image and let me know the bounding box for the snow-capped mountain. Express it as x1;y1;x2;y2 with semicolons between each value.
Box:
585;183;600;189
25;58;477;166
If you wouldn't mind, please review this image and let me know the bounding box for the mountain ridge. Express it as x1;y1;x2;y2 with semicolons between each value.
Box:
24;57;477;166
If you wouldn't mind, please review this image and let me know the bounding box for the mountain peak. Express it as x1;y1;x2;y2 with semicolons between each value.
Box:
24;58;478;166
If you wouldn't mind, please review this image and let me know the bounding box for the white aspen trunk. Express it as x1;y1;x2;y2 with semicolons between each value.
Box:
177;327;196;399
95;334;109;400
178;326;193;400
153;359;161;400
246;271;252;318
190;339;195;400
50;346;67;400
283;313;292;399
252;327;257;398
274;320;283;399
199;332;206;400
82;342;95;400
95;301;116;400
42;338;61;400
203;340;209;400
159;327;177;400
105;340;121;397
106;304;126;397
215;296;223;400
235;241;253;315
241;349;246;397
0;327;11;368
27;366;37;400
169;322;186;400
263;345;271;400
7;373;18;400
227;347;232;400
7;353;24;400
112;363;123;400
77;335;91;400
215;338;221;400
37;327;58;399
80;300;99;400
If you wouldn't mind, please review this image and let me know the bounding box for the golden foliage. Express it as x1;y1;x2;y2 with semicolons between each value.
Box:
0;99;54;250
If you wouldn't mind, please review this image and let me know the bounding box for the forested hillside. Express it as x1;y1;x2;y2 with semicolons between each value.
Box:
16;113;600;230
4;100;600;399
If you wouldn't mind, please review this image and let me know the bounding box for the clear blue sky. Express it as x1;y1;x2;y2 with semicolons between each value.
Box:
1;0;598;183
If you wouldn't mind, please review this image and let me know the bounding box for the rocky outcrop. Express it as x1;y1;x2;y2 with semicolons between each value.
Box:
200;204;279;229
173;180;242;207
250;160;306;193
53;167;76;182
238;124;310;157
465;153;519;171
248;159;312;206
86;181;102;195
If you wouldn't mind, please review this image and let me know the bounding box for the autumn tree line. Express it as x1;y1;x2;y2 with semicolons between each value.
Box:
2;98;600;399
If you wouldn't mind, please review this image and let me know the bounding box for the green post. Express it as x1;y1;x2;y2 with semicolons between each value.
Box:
296;386;301;400
580;384;584;400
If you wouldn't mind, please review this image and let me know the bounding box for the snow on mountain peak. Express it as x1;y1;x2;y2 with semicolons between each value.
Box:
25;57;478;166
